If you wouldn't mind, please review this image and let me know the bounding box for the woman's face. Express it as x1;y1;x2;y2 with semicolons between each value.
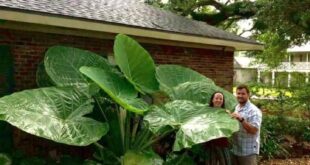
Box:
212;93;224;108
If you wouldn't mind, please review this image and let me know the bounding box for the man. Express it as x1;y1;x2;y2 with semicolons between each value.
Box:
231;84;262;165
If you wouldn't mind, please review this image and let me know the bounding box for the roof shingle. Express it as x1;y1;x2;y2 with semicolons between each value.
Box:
0;0;259;45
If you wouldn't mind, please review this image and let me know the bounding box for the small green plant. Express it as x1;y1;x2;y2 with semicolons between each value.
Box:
260;128;289;159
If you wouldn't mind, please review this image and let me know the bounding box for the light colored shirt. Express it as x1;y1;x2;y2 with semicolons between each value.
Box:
232;101;262;156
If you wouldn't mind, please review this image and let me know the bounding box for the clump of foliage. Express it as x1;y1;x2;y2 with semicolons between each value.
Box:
260;115;310;159
241;81;310;159
260;115;289;159
293;83;310;114
0;34;239;164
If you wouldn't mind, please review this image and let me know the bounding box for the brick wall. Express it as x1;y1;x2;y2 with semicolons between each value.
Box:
0;28;234;157
148;45;234;90
0;28;234;92
0;29;114;91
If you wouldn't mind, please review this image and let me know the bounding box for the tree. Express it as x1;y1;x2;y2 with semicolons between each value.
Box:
146;0;259;29
146;0;310;68
251;0;310;67
255;0;310;44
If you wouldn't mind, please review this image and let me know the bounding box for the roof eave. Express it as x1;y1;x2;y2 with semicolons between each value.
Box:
0;9;263;51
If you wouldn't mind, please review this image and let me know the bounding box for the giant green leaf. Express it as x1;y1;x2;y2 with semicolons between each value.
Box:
156;65;214;94
171;81;238;110
44;46;113;87
144;100;239;151
114;34;159;94
80;67;148;114
0;87;108;146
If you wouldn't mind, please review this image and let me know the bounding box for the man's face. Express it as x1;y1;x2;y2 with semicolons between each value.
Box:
236;88;249;104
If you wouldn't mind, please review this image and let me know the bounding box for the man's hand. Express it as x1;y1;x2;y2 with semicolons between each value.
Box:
231;112;243;122
231;112;258;135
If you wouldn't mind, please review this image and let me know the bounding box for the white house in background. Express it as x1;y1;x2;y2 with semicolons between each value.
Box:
234;55;259;84
234;42;310;87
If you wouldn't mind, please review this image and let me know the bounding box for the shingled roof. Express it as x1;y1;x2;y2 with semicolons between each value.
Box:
0;0;262;49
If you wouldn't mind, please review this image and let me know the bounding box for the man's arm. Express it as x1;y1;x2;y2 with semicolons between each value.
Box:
231;112;259;135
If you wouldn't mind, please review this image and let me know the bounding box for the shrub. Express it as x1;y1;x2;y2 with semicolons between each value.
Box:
260;116;289;159
260;115;310;159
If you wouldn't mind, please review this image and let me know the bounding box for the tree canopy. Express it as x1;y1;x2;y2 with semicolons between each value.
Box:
146;0;310;68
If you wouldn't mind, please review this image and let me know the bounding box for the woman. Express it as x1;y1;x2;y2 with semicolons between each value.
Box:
204;92;231;165
209;92;226;108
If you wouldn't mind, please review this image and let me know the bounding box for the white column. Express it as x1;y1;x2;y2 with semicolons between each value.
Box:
307;53;309;83
288;54;291;87
272;70;275;86
288;72;291;87
288;54;291;68
257;69;261;83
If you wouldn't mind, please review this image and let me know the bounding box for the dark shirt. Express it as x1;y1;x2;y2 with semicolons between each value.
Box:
204;137;230;149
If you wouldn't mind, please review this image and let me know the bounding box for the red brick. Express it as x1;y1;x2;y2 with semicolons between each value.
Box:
1;28;234;92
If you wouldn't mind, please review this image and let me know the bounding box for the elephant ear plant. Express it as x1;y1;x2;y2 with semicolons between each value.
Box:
0;45;110;147
0;34;239;164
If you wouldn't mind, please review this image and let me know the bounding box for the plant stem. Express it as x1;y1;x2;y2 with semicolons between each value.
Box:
131;114;140;144
94;96;108;122
125;111;131;151
94;142;103;149
132;126;148;148
140;129;175;150
137;129;152;149
93;142;121;163
118;106;126;154
140;131;153;150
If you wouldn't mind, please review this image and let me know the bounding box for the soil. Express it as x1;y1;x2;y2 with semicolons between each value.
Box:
260;157;310;165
